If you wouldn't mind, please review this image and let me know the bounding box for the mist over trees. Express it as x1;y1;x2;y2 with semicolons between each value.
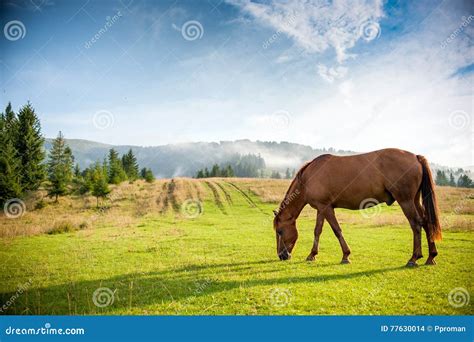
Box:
435;169;473;188
195;154;265;178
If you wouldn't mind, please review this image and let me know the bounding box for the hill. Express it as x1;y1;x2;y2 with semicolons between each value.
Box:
44;139;355;178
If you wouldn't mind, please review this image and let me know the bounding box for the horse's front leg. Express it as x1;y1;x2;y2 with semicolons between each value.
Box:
306;211;324;261
324;206;352;264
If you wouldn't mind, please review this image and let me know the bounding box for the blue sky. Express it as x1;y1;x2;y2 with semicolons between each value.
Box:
0;0;472;166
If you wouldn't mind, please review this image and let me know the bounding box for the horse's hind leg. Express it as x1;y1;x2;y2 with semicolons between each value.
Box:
324;206;351;264
306;211;324;261
399;200;424;267
414;192;438;265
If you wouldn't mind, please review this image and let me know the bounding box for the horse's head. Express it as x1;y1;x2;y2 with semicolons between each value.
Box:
273;210;298;261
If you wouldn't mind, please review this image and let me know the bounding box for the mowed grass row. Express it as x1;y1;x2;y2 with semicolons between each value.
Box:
0;178;473;315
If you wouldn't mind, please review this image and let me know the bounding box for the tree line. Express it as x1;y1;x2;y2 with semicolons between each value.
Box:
435;169;473;188
0;102;155;206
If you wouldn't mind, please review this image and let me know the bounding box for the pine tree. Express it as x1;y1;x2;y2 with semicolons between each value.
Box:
448;173;456;187
457;174;473;188
4;102;17;139
271;170;281;179
16;103;45;191
78;168;93;194
46;132;74;201
91;162;110;207
142;168;155;183
107;148;127;184
74;164;81;178
0;110;22;203
225;164;234;177
196;169;204;178
122;149;139;181
435;170;448;186
211;164;220;177
285;168;291;179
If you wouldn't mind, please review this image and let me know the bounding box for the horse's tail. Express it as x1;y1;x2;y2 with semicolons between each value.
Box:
417;155;442;241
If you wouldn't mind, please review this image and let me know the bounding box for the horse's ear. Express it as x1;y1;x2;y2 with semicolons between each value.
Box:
273;210;278;217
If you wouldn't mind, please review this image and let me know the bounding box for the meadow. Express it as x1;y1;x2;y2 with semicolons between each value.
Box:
0;178;472;315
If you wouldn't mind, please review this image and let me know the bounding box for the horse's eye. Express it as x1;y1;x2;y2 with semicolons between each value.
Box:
277;229;283;236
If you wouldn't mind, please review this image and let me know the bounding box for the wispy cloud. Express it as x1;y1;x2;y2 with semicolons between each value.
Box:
228;0;384;63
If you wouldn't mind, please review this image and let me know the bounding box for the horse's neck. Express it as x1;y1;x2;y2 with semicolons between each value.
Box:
279;180;306;221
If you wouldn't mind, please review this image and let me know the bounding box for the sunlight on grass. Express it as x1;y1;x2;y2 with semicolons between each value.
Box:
0;179;472;315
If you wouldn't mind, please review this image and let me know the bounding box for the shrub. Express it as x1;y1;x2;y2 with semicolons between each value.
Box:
47;221;77;234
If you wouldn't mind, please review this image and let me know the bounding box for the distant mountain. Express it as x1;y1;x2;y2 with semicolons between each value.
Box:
44;139;471;179
44;139;355;178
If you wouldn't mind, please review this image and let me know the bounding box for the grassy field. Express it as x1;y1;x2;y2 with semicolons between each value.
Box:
0;178;473;315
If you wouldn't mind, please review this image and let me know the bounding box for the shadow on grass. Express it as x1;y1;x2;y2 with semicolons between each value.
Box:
0;258;410;315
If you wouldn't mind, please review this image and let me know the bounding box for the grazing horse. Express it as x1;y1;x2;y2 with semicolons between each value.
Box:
273;148;442;267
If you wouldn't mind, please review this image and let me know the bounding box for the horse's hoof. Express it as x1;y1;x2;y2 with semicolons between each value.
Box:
340;259;351;264
406;261;418;267
425;259;436;266
306;255;315;262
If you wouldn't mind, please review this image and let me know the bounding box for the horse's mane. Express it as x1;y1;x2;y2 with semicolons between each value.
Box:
276;154;331;216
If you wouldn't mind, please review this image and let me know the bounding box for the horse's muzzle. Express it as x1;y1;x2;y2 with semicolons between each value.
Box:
278;250;291;261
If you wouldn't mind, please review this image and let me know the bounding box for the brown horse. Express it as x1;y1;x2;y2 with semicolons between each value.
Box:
273;148;442;267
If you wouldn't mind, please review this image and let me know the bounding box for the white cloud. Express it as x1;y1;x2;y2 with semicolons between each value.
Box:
317;64;348;83
228;0;384;63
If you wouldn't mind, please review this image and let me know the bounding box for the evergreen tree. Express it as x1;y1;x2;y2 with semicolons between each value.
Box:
285;168;291;179
107;148;127;184
271;170;281;179
0;110;22;203
435;170;448;186
225;164;234;177
204;168;210;177
4;102;18;140
16;103;45;191
122;149;139;181
457;174;473;188
78;167;94;194
91;162;110;207
196;169;204;178
46;132;74;201
142;168;155;183
210;164;220;177
74;163;81;178
448;173;456;187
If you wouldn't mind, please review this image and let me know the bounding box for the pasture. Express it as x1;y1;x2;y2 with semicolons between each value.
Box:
0;178;472;315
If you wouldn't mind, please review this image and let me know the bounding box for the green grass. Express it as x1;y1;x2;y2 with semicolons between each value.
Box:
0;180;472;315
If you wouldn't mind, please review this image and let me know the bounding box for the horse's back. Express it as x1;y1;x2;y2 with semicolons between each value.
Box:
301;148;422;209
